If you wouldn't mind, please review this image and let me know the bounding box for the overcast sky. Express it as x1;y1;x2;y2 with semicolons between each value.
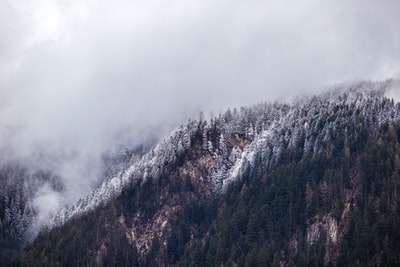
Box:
1;0;400;147
1;0;400;224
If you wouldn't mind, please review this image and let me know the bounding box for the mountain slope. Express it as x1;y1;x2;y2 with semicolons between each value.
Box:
12;80;400;266
180;122;400;266
0;165;61;265
52;80;400;225
0;139;155;266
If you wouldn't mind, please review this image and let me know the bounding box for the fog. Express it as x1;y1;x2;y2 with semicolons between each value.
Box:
1;0;399;228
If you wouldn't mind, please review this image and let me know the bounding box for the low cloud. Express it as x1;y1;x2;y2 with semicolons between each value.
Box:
385;80;400;102
30;183;62;235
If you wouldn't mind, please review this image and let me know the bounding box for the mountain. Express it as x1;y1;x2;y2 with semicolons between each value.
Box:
4;80;400;266
0;139;155;266
0;163;62;264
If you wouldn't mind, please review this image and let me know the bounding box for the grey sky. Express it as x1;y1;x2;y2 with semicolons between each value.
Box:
0;0;400;225
1;1;400;133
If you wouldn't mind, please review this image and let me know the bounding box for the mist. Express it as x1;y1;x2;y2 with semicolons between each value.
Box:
1;0;400;228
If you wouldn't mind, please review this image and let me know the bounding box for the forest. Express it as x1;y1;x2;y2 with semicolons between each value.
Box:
4;84;400;266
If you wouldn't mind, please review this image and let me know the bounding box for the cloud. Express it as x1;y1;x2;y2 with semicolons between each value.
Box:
30;183;62;235
0;0;399;227
385;80;400;102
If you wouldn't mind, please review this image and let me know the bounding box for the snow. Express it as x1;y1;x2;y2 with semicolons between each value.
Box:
51;80;400;228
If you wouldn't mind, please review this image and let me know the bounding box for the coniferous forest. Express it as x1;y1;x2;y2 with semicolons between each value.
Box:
4;85;400;266
2;0;400;265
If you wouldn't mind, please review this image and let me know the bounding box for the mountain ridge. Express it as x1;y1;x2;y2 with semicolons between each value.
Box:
3;79;400;266
51;79;400;228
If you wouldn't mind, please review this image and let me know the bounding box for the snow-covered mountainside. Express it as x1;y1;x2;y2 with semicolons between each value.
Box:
51;80;400;227
14;79;400;266
0;139;155;265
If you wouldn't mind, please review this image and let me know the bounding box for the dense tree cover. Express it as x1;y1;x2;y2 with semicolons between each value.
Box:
179;123;400;266
51;82;400;226
6;83;400;266
13;189;140;267
338;124;400;266
13;134;217;267
0;166;62;266
0;144;150;266
15;121;400;266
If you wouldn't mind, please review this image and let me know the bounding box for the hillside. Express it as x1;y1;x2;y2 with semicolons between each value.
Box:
0;141;153;265
0;164;61;264
6;80;400;266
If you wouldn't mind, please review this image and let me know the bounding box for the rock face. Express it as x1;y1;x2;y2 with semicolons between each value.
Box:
307;214;338;245
5;80;400;266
